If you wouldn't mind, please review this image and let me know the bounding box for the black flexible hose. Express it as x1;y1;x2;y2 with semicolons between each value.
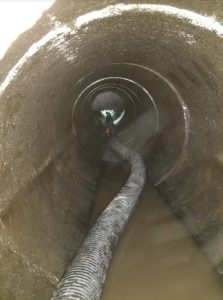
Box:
52;137;146;300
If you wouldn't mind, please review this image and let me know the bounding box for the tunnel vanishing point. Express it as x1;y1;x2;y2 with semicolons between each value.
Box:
1;0;223;299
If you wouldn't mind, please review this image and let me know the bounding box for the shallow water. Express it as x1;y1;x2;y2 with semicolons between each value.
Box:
91;164;223;300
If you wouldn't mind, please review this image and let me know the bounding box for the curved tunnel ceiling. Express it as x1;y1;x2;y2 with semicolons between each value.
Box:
1;1;223;299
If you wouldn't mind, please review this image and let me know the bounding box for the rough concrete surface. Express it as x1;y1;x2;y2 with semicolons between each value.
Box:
1;0;223;298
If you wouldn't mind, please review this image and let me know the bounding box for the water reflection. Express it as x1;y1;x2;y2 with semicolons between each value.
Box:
92;165;223;300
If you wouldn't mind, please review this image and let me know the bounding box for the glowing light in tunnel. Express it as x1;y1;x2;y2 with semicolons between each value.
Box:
100;109;125;125
0;0;55;59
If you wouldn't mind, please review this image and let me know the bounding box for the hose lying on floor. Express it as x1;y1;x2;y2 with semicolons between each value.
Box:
52;137;146;300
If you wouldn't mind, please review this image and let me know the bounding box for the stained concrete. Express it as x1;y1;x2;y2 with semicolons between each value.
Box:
92;164;223;300
1;0;223;299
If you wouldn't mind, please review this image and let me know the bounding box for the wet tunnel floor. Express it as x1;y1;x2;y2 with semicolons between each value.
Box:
91;164;223;300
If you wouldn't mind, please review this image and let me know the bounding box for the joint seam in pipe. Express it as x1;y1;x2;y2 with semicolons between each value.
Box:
1;4;223;97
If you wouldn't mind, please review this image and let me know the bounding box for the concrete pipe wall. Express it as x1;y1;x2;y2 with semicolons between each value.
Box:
1;0;223;298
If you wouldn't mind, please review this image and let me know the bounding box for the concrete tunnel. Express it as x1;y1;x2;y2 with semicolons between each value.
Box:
1;0;223;299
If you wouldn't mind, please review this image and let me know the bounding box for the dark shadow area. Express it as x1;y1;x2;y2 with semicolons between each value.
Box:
1;1;223;298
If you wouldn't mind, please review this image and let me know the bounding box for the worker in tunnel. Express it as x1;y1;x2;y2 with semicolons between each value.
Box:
92;90;125;138
104;111;115;137
3;1;223;299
